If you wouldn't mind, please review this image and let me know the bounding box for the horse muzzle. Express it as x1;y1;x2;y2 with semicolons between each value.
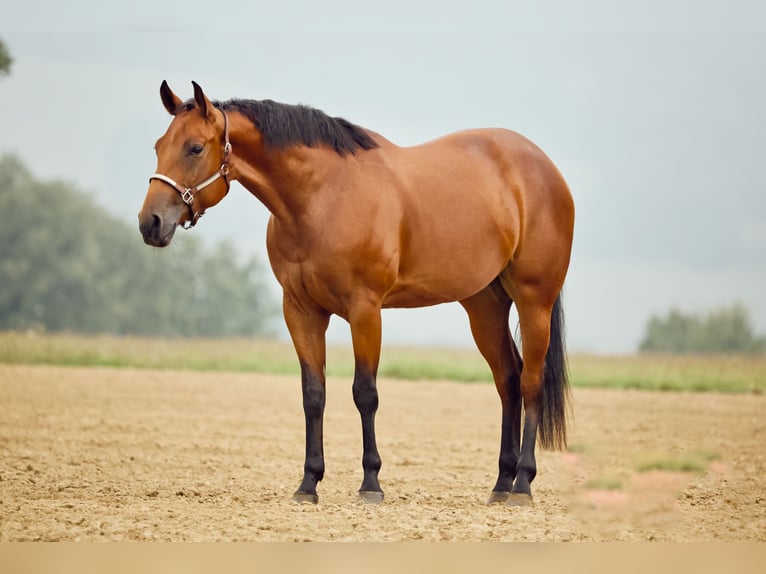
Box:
138;209;178;247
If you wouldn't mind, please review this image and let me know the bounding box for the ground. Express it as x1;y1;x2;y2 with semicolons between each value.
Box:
0;364;764;541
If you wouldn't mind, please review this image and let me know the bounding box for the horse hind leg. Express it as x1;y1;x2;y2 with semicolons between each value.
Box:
506;285;570;506
459;280;523;505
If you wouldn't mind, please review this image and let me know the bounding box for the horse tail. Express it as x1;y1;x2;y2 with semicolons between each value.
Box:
537;291;571;450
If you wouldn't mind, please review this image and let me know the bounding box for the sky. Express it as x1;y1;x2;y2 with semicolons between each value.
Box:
1;0;765;353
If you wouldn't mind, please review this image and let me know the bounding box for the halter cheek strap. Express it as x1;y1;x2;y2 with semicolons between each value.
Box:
149;108;232;229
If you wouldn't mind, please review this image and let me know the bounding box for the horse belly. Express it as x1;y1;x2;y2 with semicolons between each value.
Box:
381;163;519;307
382;220;515;308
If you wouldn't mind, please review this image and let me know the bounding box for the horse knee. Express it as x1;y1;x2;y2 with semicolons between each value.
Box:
301;369;326;418
352;373;379;414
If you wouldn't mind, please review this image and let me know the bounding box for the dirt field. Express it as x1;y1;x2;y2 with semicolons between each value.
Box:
0;364;764;541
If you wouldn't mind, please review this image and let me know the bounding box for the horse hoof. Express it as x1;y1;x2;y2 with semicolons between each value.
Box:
358;491;384;504
293;491;319;504
487;491;511;505
506;493;533;507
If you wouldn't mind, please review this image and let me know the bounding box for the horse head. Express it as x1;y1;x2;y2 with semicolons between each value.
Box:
138;81;231;246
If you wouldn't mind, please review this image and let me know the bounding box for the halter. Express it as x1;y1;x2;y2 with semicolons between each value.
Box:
149;107;232;229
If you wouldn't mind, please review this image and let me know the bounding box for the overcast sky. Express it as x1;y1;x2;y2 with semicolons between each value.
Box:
1;0;764;352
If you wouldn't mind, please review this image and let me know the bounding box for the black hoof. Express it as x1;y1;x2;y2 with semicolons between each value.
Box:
487;491;511;505
506;492;533;507
358;490;384;504
293;491;319;504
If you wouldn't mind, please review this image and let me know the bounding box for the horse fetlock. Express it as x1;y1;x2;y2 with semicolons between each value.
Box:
362;451;382;472
516;460;537;483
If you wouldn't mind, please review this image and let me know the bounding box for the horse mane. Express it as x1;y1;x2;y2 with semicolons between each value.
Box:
209;99;379;156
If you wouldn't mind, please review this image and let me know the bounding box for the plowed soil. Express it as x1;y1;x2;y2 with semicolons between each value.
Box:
1;365;764;541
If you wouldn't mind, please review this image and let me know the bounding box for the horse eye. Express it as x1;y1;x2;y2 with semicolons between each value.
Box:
189;144;204;156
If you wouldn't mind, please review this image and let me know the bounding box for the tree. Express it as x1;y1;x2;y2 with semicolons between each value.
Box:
639;303;766;354
0;37;11;77
0;154;278;337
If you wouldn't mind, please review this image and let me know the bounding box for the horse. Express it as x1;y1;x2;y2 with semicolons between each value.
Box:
139;81;575;506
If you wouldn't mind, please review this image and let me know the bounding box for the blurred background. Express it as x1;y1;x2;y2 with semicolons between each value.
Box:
1;0;764;354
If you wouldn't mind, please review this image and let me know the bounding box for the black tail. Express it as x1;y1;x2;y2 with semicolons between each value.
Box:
537;292;571;450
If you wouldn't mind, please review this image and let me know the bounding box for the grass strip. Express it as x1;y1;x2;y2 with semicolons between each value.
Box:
1;332;764;393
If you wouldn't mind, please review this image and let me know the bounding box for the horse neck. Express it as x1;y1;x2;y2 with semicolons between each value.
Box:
229;121;344;225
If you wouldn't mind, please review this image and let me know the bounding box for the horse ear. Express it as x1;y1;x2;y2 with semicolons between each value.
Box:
160;80;182;115
191;81;215;122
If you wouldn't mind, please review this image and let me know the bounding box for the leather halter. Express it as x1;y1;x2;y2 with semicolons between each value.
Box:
149;107;232;229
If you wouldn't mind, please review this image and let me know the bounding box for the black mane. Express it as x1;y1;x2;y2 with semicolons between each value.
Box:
213;99;379;156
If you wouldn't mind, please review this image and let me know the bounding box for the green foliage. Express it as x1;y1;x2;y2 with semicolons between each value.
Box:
0;155;278;337
639;303;766;355
0;37;11;76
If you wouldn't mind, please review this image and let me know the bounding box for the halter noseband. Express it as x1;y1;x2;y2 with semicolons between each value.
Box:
149;107;232;229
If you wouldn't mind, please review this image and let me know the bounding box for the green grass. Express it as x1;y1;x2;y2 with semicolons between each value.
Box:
1;331;764;393
569;353;766;394
0;331;491;380
565;442;589;454
0;332;303;374
636;450;722;474
585;476;624;491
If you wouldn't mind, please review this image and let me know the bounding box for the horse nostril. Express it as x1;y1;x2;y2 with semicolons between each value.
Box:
139;209;174;247
139;212;163;241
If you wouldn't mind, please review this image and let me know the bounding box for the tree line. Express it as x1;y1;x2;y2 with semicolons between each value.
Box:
640;303;765;355
0;155;278;337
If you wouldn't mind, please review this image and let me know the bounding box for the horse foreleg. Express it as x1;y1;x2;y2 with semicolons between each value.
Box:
349;302;384;504
283;295;330;504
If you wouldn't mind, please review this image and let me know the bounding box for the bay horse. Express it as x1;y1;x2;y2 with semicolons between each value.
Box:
139;81;575;506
